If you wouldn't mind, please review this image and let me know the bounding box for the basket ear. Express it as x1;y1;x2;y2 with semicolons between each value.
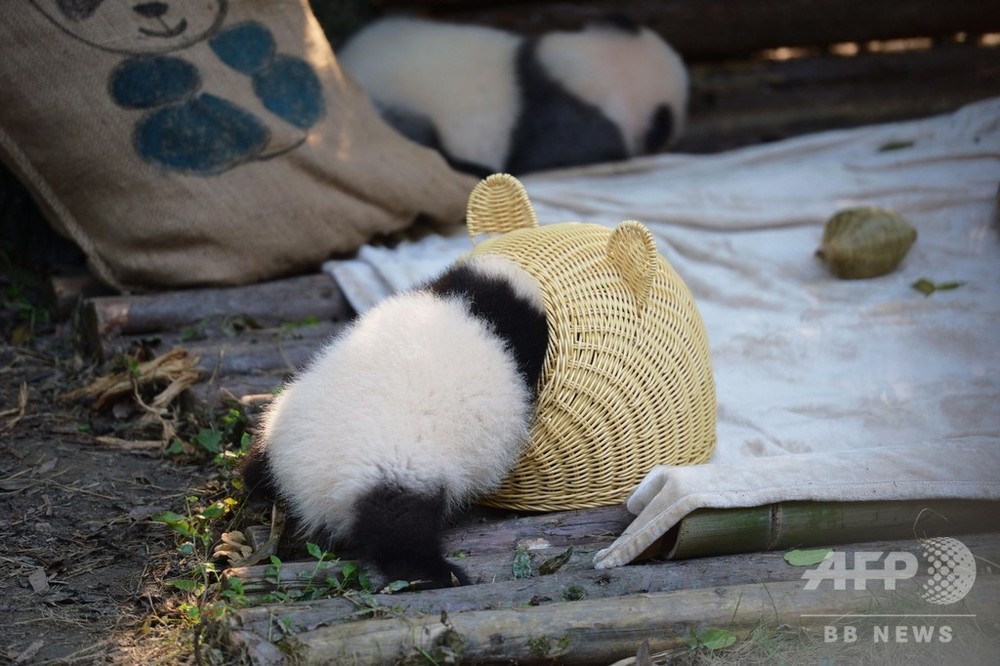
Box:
607;220;658;311
466;173;538;242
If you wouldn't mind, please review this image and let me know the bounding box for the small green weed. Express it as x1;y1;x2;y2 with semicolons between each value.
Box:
261;543;372;603
2;269;51;345
687;627;738;651
152;494;240;626
164;406;252;467
145;402;264;660
526;634;570;658
280;315;321;332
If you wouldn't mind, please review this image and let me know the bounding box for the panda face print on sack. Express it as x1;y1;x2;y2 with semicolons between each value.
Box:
31;0;325;174
32;0;226;53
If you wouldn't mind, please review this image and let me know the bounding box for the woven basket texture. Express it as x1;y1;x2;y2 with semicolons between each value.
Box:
465;174;717;511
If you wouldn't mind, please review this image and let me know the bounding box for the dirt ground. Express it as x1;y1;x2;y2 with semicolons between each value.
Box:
0;237;214;663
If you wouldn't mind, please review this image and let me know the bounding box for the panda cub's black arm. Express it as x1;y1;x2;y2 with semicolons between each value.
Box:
427;263;549;391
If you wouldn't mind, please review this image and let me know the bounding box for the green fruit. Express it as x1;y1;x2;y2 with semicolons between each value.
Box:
817;207;917;279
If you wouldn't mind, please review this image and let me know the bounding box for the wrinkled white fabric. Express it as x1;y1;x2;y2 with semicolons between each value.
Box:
593;440;1000;568
324;97;1000;566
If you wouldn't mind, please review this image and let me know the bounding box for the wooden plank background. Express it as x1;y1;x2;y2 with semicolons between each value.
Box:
377;0;1000;59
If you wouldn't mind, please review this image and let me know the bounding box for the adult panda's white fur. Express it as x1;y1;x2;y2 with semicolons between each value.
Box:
241;255;548;587
338;15;688;176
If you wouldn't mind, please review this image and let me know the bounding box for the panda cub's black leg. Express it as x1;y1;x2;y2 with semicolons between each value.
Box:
351;481;467;588
239;438;278;502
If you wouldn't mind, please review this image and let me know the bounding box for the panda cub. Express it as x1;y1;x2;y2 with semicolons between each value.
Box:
338;15;688;176
241;255;548;588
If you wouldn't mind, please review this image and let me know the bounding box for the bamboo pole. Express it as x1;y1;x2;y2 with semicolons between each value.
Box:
661;499;1000;560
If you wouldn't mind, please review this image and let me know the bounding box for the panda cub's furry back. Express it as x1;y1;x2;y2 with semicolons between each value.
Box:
241;255;548;588
338;15;688;176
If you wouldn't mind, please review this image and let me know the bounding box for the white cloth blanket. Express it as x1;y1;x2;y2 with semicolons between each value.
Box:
324;97;1000;566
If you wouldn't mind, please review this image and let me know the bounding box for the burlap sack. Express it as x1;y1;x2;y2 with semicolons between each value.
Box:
0;1;475;291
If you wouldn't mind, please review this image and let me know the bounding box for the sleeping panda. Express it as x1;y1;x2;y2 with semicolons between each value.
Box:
338;15;688;176
240;255;548;588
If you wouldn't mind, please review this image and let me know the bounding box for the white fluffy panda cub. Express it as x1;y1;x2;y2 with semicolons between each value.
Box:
241;256;548;588
338;15;688;176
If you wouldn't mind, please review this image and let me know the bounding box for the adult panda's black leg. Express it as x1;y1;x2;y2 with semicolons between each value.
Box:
351;481;468;589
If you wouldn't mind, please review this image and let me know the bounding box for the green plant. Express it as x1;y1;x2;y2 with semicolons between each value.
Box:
527;635;552;658
146;397;378;660
146;403;259;659
2;268;51;345
526;634;570;658
912;277;966;297
687;627;737;651
152;494;240;624
180;319;208;342
164;406;251;467
280;315;321;332
261;543;372;603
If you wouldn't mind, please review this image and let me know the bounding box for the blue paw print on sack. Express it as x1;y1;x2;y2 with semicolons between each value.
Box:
210;22;325;130
109;21;325;175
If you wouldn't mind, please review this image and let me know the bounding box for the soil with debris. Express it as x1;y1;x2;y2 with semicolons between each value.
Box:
1;260;210;663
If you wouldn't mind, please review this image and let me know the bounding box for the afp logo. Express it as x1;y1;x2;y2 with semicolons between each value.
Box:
802;537;977;605
918;537;977;605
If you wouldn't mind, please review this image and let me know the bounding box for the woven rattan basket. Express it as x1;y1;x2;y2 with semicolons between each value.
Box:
465;174;717;511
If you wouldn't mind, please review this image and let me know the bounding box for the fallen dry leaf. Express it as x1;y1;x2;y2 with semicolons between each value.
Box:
28;567;49;594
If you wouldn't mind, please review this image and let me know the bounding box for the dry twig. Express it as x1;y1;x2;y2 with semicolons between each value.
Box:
2;382;29;432
60;349;201;444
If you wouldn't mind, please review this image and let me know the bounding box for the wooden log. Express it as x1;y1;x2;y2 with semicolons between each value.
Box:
183;322;341;377
83;321;341;408
227;630;287;666
184;373;287;408
183;324;338;407
227;505;632;600
46;270;111;320
230;531;999;641
445;504;632;554
95;320;341;407
380;0;1000;60
285;571;1000;664
80;273;350;359
233;546;797;637
229;542;605;602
